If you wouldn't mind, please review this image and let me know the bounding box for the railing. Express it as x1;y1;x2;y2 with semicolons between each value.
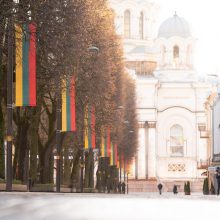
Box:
213;154;220;162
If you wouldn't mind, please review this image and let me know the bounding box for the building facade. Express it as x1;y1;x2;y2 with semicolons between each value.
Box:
109;0;218;185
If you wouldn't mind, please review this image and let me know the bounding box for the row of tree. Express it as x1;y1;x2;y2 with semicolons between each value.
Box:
0;0;138;188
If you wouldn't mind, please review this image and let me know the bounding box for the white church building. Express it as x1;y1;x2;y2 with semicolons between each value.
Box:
109;0;218;190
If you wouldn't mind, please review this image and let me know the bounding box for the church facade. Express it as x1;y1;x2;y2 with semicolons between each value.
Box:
109;0;218;185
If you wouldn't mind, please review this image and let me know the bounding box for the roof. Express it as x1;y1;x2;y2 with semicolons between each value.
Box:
158;13;191;38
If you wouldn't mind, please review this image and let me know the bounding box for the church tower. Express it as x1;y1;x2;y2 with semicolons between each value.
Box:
155;13;196;81
109;0;217;192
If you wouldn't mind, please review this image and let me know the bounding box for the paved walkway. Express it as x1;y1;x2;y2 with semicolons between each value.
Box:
0;192;219;220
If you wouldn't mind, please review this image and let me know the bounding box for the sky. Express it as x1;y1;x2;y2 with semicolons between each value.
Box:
155;0;220;76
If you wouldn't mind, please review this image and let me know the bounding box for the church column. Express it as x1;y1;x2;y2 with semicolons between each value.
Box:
147;121;157;179
137;122;147;179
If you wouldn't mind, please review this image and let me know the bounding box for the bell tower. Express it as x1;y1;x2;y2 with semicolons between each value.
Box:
156;13;196;71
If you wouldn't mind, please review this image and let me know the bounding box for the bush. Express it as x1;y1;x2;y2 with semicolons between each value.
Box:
184;181;191;195
30;184;55;192
12;179;22;184
210;182;215;195
0;179;23;184
203;178;209;195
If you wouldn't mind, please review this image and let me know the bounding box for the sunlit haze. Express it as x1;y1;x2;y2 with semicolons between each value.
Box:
155;0;220;76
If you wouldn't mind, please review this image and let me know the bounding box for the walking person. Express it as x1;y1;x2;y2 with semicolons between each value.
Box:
118;182;122;193
121;182;126;194
173;185;178;194
157;183;163;195
216;167;220;195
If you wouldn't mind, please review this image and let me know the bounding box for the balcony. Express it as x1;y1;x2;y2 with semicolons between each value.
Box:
197;159;210;169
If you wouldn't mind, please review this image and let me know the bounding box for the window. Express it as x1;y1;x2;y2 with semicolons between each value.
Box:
173;45;179;58
170;125;184;157
139;12;144;39
124;10;131;38
173;45;179;68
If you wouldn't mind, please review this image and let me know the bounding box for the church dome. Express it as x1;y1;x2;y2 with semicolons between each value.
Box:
158;13;191;38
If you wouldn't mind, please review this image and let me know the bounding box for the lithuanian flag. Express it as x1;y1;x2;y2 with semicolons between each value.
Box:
100;129;106;157
15;23;36;106
84;106;96;149
107;127;111;157
61;77;76;132
114;144;118;165
101;127;111;157
110;142;114;165
110;143;118;166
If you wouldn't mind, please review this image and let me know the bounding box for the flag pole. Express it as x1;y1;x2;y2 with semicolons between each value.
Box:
6;16;13;191
56;93;61;193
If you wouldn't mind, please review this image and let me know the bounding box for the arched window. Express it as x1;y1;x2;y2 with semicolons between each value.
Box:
124;10;131;38
170;124;184;157
139;12;144;39
173;45;179;58
173;45;179;68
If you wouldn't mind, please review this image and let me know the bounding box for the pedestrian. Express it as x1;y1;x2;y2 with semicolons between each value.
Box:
107;176;111;193
216;167;220;195
121;182;126;194
173;185;178;194
157;183;163;195
118;182;122;193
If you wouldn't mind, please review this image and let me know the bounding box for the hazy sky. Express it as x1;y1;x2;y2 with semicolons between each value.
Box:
155;0;220;76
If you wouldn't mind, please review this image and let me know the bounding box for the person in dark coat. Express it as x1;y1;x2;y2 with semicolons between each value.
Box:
216;167;220;195
118;182;122;193
121;182;126;194
173;185;178;194
107;176;111;193
157;183;163;195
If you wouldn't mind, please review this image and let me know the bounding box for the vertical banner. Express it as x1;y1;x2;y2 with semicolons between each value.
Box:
107;127;111;157
84;106;89;149
15;23;36;106
61;76;76;132
91;106;96;149
110;142;114;165
114;144;118;166
84;105;96;149
101;128;105;157
101;128;109;157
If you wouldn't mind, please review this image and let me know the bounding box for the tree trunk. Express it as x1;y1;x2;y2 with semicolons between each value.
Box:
70;148;81;191
0;106;4;179
29;108;41;185
14;120;29;182
39;145;54;184
84;149;94;188
63;146;71;185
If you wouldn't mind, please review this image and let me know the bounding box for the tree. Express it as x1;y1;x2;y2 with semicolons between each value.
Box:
0;0;138;189
184;181;191;195
203;178;209;195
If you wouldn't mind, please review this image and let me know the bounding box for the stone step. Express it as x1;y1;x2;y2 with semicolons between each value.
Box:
128;180;204;193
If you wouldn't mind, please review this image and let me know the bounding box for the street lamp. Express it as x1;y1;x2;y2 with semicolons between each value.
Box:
87;46;100;53
79;46;100;193
80;147;84;193
127;172;129;194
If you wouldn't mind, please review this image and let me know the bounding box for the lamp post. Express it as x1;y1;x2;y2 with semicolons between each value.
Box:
6;16;13;192
119;147;122;184
80;147;84;193
127;172;129;194
56;93;61;193
79;45;99;193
